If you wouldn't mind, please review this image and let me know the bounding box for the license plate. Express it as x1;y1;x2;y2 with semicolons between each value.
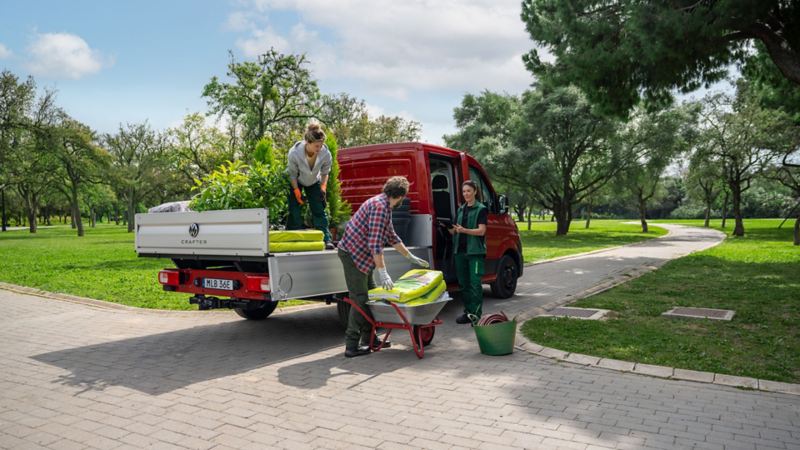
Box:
203;278;234;290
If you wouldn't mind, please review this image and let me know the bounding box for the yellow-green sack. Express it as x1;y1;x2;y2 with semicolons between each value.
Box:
368;269;444;302
403;280;447;306
269;229;324;242
269;241;325;252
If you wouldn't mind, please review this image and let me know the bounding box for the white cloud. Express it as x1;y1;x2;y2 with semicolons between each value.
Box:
0;43;11;59
228;0;534;95
26;32;108;79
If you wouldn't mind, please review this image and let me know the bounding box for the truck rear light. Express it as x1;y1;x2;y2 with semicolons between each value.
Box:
158;270;180;285
244;276;270;293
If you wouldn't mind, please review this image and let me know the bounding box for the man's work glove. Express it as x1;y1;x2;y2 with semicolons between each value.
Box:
293;187;305;205
374;267;394;291
405;253;430;268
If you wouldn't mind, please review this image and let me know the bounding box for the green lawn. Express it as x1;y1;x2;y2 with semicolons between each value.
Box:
0;224;196;309
517;219;667;263
1;219;666;310
522;219;800;383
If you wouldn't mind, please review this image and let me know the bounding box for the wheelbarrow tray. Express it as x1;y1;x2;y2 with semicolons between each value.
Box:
367;294;452;325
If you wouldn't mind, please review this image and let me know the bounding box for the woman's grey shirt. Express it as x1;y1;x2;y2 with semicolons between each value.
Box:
286;141;332;187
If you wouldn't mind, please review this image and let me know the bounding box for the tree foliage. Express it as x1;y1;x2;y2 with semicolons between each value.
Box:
202;49;322;149
319;93;421;148
487;86;621;235
521;0;800;116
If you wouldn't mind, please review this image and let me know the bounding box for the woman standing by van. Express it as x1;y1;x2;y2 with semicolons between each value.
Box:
451;180;488;324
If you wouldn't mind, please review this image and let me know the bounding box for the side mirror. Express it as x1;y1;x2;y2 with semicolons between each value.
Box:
498;195;508;215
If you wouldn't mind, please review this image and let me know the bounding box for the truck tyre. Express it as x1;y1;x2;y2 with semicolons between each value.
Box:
337;300;351;328
234;302;278;320
490;254;518;299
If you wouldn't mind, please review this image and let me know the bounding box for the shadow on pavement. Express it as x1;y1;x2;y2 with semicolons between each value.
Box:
32;307;344;395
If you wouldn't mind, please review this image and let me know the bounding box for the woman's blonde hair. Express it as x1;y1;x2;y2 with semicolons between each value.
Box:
304;121;326;143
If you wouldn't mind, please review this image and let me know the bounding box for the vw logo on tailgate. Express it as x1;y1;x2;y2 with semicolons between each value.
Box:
189;223;200;237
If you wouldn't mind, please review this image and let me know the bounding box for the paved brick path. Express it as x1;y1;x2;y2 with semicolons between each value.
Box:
2;224;799;450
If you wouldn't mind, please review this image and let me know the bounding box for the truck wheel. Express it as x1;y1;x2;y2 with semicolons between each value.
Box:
490;255;518;299
337;301;351;328
234;302;278;320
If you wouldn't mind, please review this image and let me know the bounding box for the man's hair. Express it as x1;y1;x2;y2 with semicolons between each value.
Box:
383;176;410;198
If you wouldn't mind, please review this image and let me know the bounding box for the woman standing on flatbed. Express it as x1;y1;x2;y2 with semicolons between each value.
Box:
286;122;335;250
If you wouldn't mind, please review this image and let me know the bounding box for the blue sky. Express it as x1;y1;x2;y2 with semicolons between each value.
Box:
0;0;535;144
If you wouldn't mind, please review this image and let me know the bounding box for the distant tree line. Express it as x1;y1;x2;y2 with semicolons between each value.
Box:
0;48;421;235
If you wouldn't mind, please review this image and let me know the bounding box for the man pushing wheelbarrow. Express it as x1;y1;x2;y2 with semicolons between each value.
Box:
337;176;429;358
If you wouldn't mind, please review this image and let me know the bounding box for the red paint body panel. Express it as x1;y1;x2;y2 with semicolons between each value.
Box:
159;268;272;301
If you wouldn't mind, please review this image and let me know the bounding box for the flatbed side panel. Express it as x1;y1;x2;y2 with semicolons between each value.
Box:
135;208;269;257
267;247;432;301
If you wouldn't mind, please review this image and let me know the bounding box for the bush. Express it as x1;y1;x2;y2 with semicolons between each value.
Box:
190;160;288;226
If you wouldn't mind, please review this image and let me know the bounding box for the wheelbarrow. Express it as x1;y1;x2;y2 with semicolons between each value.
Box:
341;294;452;359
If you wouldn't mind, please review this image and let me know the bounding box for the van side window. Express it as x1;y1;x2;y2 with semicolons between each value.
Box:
468;166;495;213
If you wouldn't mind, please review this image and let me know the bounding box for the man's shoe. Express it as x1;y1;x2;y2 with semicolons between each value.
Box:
344;346;371;358
455;314;472;324
362;336;391;349
325;241;336;250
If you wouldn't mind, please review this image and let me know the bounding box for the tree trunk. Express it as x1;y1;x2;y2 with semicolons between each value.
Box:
703;202;711;228
585;203;592;229
515;204;525;222
27;209;37;233
721;191;729;228
554;203;572;236
639;197;649;233
91;208;96;228
1;189;6;232
731;184;744;237
127;195;136;232
527;208;532;231
71;186;84;237
794;214;799;246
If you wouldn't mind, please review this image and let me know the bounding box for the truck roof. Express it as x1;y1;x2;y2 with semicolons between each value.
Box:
338;142;474;214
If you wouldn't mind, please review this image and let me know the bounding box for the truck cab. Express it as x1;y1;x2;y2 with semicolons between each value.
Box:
339;142;522;299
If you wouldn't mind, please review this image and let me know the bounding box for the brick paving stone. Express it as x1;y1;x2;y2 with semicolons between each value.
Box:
4;225;800;450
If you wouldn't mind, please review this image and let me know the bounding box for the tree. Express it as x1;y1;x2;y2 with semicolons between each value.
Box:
51;116;110;236
445;91;525;217
617;106;697;232
687;145;724;227
487;86;622;235
169;113;234;184
104;122;168;232
323;133;351;230
0;71;36;231
202;49;321;149
521;1;800;116
700;86;791;236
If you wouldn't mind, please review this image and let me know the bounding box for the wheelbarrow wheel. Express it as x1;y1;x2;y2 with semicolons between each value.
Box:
413;325;435;347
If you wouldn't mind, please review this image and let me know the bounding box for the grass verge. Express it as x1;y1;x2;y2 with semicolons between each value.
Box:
521;219;800;383
0;224;305;310
517;219;667;263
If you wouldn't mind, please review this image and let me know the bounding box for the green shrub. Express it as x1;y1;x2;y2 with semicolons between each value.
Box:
190;160;288;227
324;134;352;229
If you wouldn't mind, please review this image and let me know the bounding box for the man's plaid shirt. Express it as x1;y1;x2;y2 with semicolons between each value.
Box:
339;193;401;274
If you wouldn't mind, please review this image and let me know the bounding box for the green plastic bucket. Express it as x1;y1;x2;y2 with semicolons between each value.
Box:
473;320;516;356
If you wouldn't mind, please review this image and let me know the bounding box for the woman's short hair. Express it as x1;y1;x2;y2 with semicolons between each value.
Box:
304;122;326;143
383;176;410;198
